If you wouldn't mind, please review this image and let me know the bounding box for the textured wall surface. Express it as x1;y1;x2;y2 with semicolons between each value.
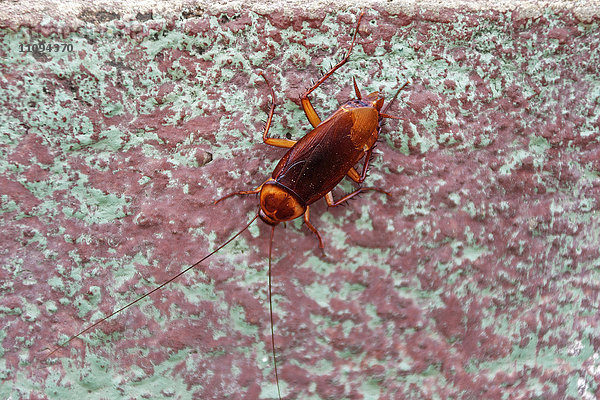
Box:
1;2;600;399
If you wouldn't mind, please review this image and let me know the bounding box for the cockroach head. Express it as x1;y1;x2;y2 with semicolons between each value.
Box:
259;180;306;226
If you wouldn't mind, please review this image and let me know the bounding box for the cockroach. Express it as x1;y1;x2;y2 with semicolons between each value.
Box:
45;11;407;399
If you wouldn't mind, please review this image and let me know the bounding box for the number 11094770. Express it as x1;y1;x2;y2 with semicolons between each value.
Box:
19;43;73;53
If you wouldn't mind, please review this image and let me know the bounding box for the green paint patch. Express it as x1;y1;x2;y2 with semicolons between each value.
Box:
529;135;550;155
63;186;129;224
0;196;19;214
0;306;22;316
360;378;381;399
74;286;102;318
230;304;259;336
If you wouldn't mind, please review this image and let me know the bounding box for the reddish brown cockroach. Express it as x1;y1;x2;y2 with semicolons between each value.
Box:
46;11;406;399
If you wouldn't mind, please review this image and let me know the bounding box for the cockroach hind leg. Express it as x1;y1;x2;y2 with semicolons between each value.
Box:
326;187;390;208
380;79;410;117
374;187;392;197
361;186;392;198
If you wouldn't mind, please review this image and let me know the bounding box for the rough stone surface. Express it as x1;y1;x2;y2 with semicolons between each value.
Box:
1;3;600;400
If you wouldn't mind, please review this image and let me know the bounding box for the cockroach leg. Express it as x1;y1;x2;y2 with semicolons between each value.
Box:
380;80;410;118
302;206;324;249
347;167;361;182
214;183;264;204
349;146;376;184
300;11;365;128
325;186;390;208
300;94;321;128
260;72;297;149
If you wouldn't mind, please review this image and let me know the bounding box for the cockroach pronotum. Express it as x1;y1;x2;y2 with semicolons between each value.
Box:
45;11;407;399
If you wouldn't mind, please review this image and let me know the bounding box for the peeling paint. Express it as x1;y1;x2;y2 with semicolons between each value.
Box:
1;5;600;400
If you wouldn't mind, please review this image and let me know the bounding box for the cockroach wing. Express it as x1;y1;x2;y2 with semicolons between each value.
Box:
272;106;379;205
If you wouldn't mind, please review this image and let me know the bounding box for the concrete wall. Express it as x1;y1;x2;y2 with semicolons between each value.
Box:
1;1;599;399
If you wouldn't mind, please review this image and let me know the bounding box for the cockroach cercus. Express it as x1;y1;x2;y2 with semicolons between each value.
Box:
45;10;408;399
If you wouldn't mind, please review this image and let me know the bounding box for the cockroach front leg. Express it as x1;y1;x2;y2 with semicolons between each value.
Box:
214;183;264;204
302;206;324;249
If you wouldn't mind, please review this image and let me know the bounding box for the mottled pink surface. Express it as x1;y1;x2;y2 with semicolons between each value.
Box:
1;6;600;400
